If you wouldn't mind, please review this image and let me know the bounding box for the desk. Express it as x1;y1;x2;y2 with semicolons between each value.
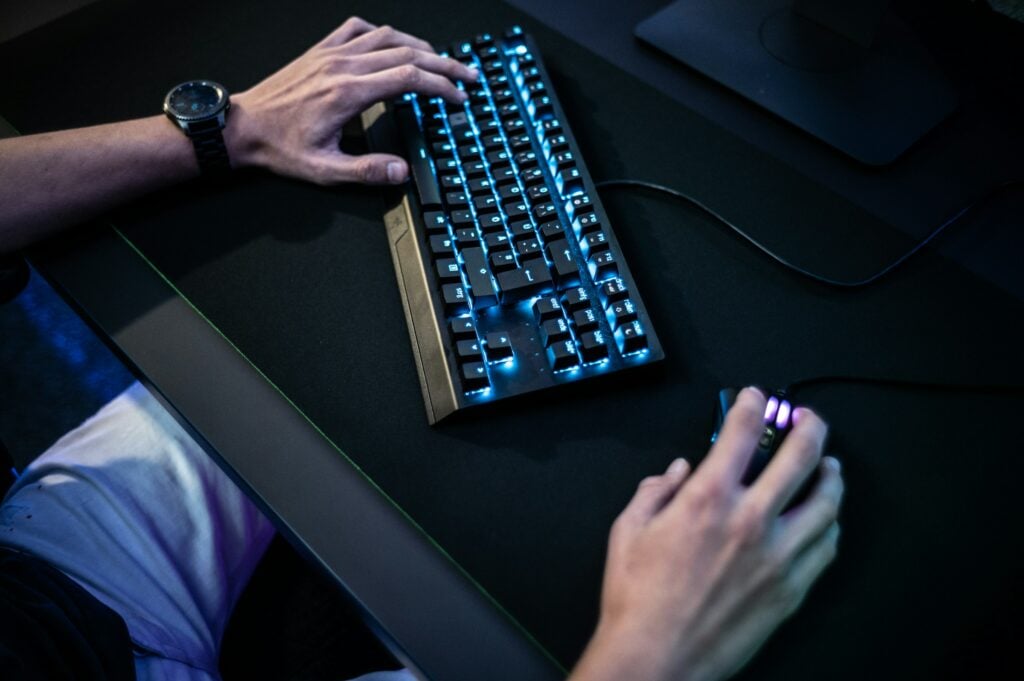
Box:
3;1;1024;679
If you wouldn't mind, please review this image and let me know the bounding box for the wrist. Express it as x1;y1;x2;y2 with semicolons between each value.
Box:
572;616;691;681
221;94;262;170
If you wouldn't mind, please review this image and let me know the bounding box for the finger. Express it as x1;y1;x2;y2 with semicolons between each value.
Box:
692;386;766;487
319;16;378;47
619;459;692;525
342;47;478;84
751;407;828;516
783;521;840;611
777;456;843;557
339;24;435;56
318;152;409;185
355;65;468;106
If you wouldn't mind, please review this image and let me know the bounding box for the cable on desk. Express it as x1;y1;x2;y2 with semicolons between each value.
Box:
594;178;1023;289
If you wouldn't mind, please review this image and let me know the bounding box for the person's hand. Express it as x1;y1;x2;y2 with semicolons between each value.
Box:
570;387;844;681
224;17;477;185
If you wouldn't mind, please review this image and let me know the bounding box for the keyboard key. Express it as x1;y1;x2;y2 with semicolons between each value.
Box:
485;332;513;361
589;250;618;280
473;195;500;213
423;211;448;234
600;279;629;304
579;330;609;363
485;233;512;252
455;228;480;247
615;320;648;354
556;168;583;196
608;298;638;328
456;338;484;363
462;247;498;309
540;317;571;346
539;220;566;242
443;283;470;315
548;339;579;371
506;202;530;219
449;318;476;340
497;263;553;303
546;242;581;288
451;210;474;227
527;185;551;202
533;296;562;321
580;231;609;258
563;286;591;311
521;168;545;186
436;258;461;283
498;184;523;203
461;362;489;391
479;213;505;233
575;213;601;235
572;307;601;332
509;220;536;242
445;191;469;208
533;202;558;220
490;251;517;272
429;234;455;258
515;239;543;261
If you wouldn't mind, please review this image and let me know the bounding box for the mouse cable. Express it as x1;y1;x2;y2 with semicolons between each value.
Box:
780;374;1024;399
593;178;1023;289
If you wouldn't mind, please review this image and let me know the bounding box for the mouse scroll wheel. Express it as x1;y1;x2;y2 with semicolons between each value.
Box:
764;395;793;430
759;425;776;450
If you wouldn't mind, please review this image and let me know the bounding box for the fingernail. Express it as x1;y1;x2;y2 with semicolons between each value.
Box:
468;67;480;79
744;385;766;399
386;162;405;183
792;407;802;426
667;458;688;475
824;456;841;472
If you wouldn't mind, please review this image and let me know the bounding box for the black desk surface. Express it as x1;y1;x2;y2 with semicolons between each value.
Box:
3;1;1024;679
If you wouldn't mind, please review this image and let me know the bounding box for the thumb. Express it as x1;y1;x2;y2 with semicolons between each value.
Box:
324;152;409;185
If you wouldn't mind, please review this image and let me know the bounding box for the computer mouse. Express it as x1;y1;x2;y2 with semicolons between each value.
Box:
711;388;817;509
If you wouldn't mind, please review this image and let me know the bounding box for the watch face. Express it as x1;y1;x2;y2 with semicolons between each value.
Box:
165;81;227;120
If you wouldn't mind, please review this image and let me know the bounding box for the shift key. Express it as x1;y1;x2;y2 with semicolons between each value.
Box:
462;247;498;309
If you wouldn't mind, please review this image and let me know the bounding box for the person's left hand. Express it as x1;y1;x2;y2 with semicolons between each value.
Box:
224;17;477;185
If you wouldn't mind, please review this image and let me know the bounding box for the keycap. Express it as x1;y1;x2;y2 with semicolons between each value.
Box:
600;279;629;304
451;210;474;227
556;168;583;196
589;251;617;280
615;320;648;354
533;202;558;220
485;332;514;361
461;362;489;391
490;251;517;272
423;211;448;234
541;317;571;346
445;191;469;208
395;106;442;209
521;168;545;186
572;307;600;332
539;221;566;242
449;318;477;340
580;231;609;258
485;233;512;252
462;247;498;309
527;185;551;202
429;234;455;258
455;228;480;247
515;238;543;260
533;296;562;321
608;298;638;327
497;263;553;303
579;330;609;363
563;286;591;311
443;283;470;315
436;258;461;282
575;213;600;235
457;338;484;363
548;339;579;370
509;220;536;242
546;242;581;288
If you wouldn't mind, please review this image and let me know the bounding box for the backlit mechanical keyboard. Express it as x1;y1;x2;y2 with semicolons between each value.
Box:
361;26;664;424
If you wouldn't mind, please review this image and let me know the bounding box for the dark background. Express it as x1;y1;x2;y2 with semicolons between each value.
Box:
2;0;1023;678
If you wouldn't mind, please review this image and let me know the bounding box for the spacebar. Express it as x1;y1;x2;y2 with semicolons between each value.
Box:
394;106;442;209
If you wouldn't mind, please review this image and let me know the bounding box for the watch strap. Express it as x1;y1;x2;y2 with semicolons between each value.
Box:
187;118;231;177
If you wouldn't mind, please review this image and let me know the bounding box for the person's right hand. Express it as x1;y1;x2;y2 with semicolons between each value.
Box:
224;17;477;185
570;387;844;681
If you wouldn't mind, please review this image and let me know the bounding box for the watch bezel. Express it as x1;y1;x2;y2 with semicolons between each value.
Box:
163;80;230;123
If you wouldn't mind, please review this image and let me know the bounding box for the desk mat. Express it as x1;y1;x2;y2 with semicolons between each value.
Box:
4;0;1024;674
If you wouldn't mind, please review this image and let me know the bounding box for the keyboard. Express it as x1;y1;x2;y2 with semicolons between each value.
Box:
361;26;664;424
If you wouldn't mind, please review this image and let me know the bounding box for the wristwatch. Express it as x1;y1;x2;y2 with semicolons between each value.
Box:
163;80;232;177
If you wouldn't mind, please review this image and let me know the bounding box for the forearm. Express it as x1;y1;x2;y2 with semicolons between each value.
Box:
0;115;198;254
570;620;686;681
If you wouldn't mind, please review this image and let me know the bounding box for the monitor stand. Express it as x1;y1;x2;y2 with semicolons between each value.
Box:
635;0;957;166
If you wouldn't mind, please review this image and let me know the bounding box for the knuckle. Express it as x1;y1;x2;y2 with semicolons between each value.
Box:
398;63;421;87
378;24;396;39
396;46;418;64
356;157;383;183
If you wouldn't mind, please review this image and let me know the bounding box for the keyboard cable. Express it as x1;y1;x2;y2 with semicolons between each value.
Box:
594;178;1023;289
